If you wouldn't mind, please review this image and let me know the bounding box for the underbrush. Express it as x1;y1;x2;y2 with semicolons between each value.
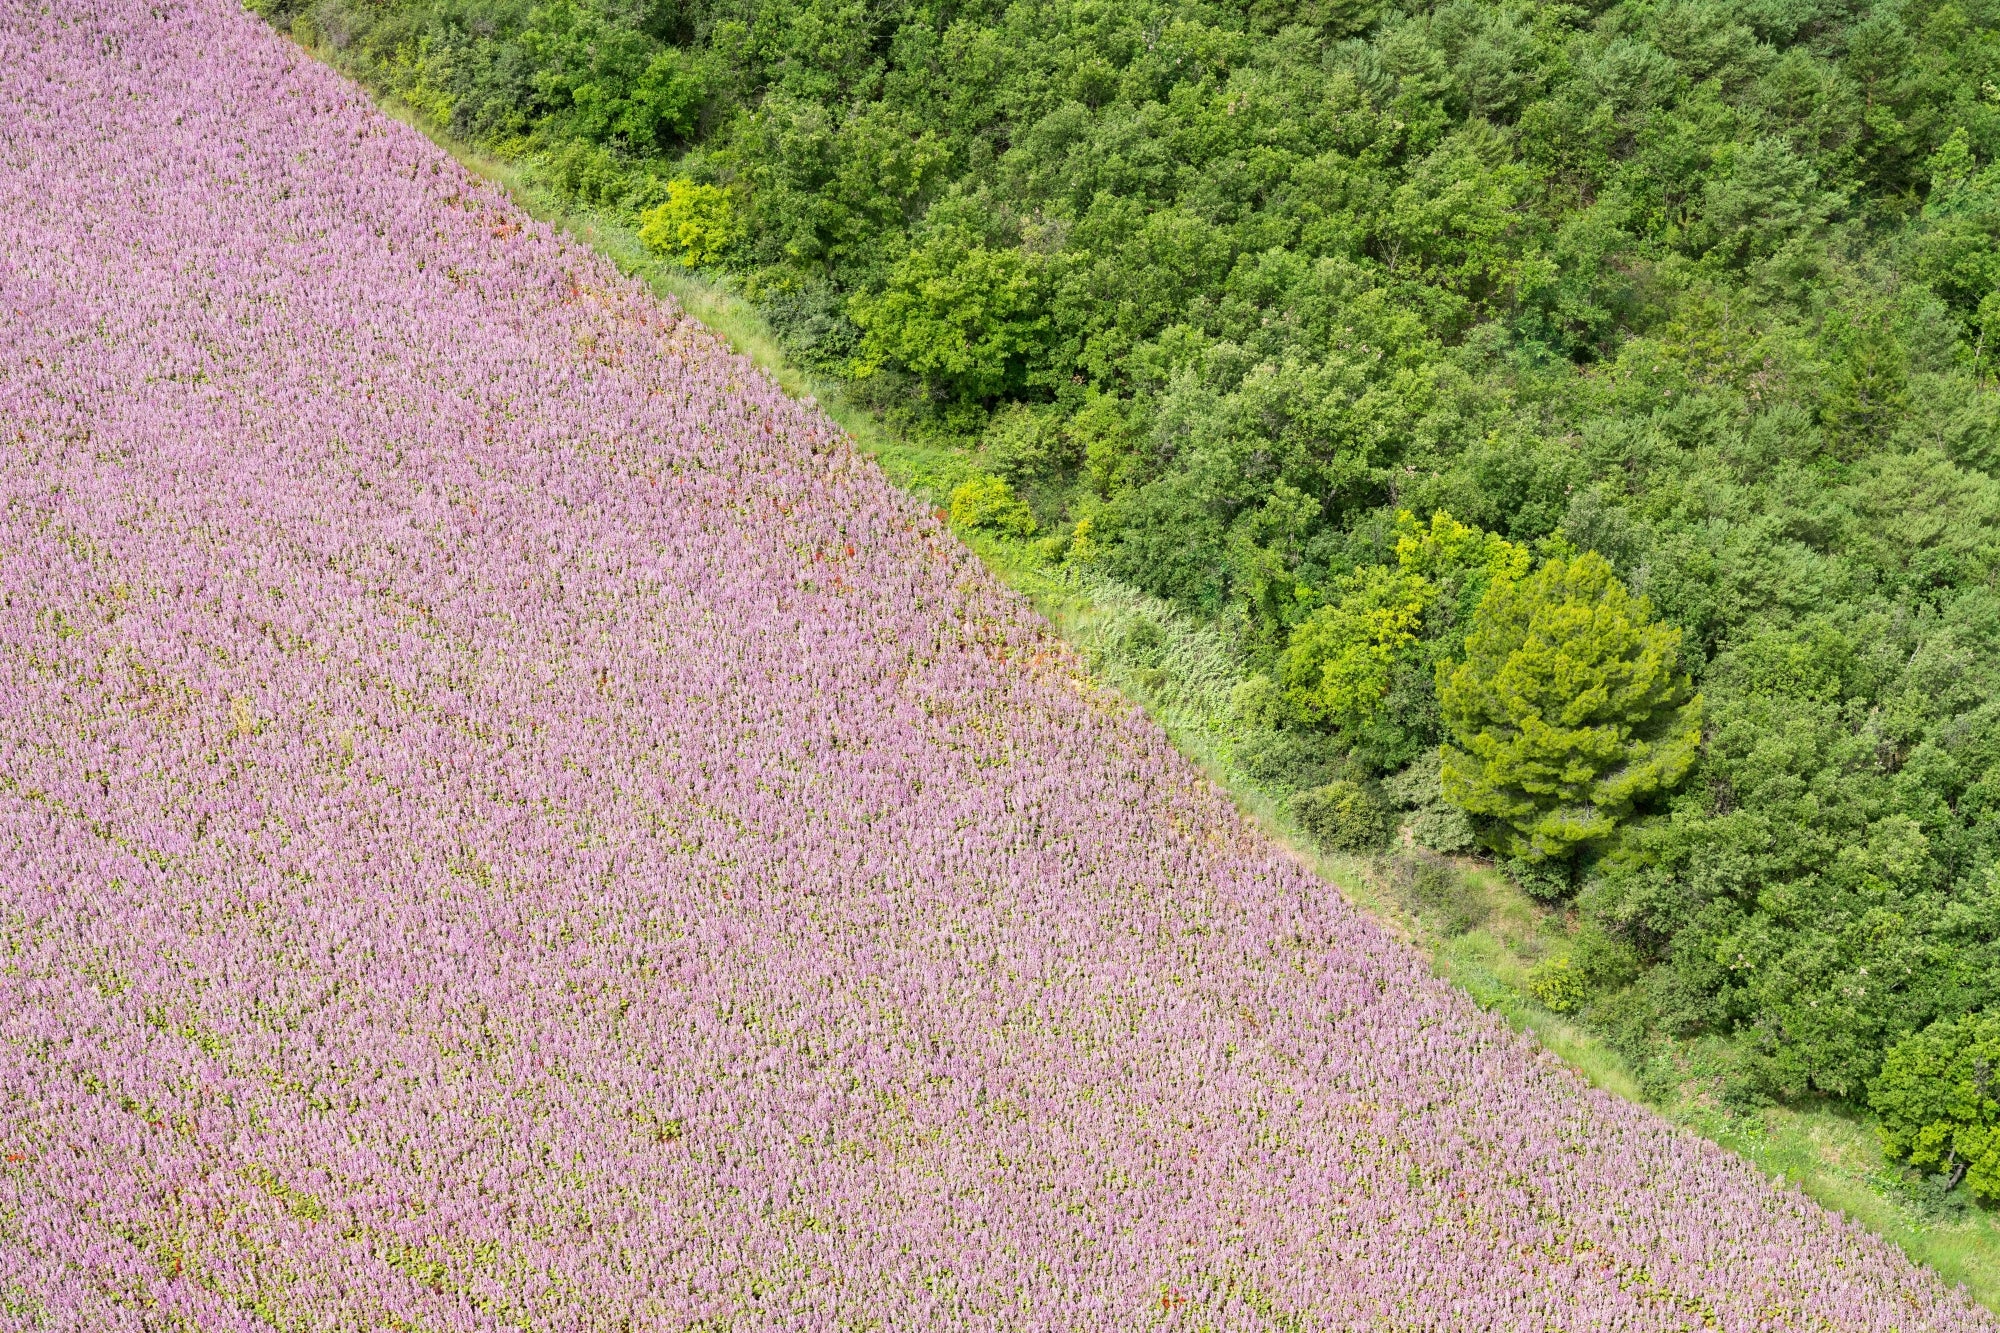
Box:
294;51;2000;1313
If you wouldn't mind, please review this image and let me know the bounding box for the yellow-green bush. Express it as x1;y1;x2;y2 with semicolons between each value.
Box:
948;474;1035;538
638;180;736;268
1527;955;1588;1014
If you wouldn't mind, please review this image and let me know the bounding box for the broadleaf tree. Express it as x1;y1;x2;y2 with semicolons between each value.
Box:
1873;1010;2000;1201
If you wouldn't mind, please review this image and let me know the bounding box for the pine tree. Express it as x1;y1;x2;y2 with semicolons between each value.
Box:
1438;552;1700;866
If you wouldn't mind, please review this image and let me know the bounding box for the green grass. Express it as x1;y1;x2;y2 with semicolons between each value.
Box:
293;40;2000;1313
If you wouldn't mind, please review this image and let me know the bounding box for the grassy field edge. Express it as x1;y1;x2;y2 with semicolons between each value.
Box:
294;48;2000;1311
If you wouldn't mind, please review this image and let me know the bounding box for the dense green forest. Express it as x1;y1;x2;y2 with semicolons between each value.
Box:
263;0;2000;1155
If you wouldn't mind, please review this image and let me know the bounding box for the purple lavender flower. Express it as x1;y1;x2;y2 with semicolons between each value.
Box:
0;0;1982;1326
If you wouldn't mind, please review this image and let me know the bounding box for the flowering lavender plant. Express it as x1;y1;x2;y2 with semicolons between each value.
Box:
0;0;1984;1326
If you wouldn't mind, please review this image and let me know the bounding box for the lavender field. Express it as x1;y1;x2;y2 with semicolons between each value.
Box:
0;0;1983;1326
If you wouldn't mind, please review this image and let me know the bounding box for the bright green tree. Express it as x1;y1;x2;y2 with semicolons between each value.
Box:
1278;511;1529;770
1279;563;1433;735
849;239;1048;402
1872;1011;2000;1199
1438;552;1700;864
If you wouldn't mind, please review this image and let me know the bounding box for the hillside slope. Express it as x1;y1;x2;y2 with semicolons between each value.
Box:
0;0;1988;1324
248;0;2000;1125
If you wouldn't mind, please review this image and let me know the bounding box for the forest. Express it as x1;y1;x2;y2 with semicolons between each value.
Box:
259;0;2000;1141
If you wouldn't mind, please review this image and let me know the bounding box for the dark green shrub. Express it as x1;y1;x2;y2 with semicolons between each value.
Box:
1233;728;1344;794
1381;751;1479;855
1288;780;1394;852
762;282;863;373
983;405;1079;483
541;140;629;209
1529;922;1640;1015
1506;857;1574;904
